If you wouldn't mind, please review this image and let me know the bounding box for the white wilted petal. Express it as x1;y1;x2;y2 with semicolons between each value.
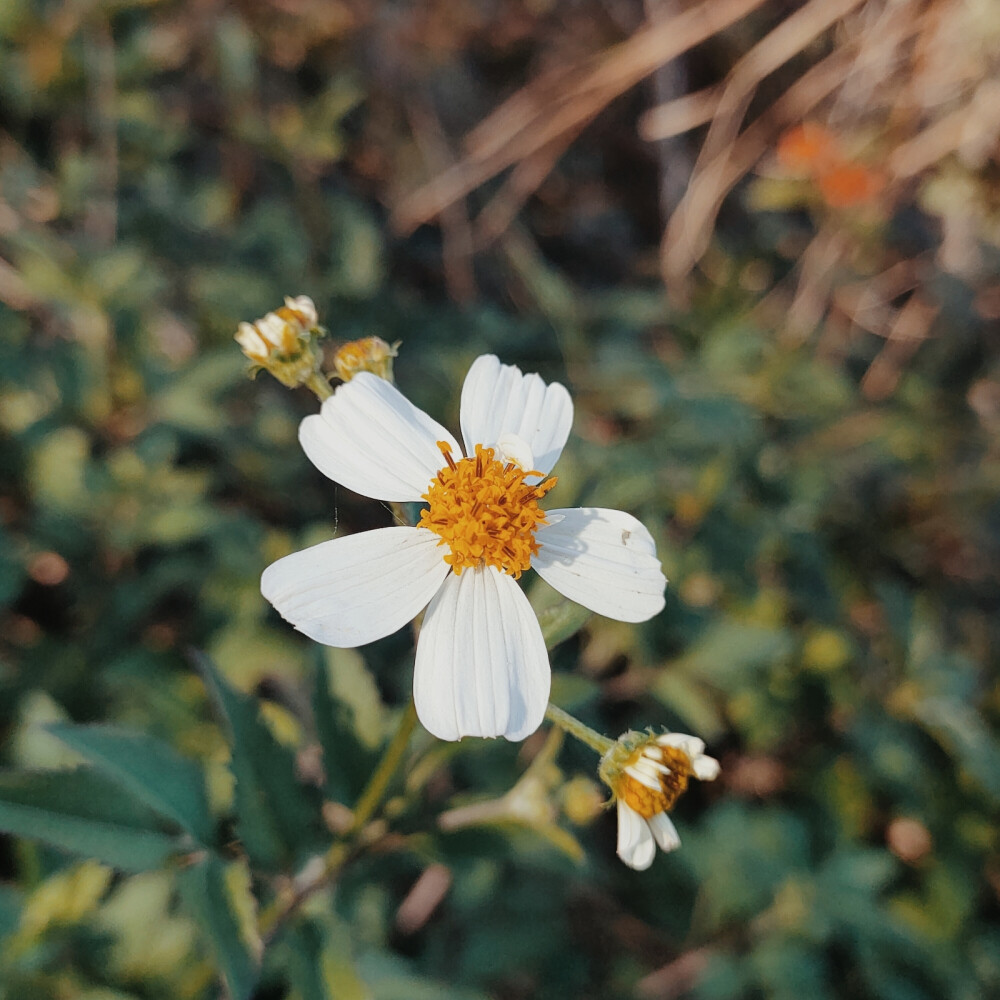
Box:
648;811;681;853
616;800;656;870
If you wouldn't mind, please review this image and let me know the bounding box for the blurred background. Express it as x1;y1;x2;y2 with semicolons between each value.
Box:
1;0;999;997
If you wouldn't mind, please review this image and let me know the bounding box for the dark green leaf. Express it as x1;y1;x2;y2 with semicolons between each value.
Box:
193;651;321;871
0;767;183;871
311;653;377;807
284;913;368;1000
177;855;261;1000
46;723;213;844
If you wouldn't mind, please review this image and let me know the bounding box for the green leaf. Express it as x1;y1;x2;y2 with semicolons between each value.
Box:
910;695;1000;803
284;913;368;1000
0;767;183;871
194;651;321;871
46;723;214;845
662;620;795;691
312;654;377;807
528;578;592;650
177;855;261;1000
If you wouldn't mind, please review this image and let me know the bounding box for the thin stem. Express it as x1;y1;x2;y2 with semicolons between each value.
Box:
348;699;418;834
258;698;419;943
545;703;614;755
304;369;333;401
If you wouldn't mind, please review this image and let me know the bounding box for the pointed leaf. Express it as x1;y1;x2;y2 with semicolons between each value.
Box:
0;767;184;871
46;723;214;844
193;651;321;871
177;855;261;1000
312;653;378;807
284;913;369;1000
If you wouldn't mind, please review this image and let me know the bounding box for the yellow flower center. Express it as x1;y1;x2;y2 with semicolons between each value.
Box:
418;441;557;578
619;745;693;819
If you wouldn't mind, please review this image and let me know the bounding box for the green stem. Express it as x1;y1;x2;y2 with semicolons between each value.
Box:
259;698;419;942
348;699;418;834
545;703;614;755
304;369;333;401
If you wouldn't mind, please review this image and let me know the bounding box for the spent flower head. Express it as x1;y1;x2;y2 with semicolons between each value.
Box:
599;730;719;870
333;336;400;383
261;354;666;742
235;296;327;390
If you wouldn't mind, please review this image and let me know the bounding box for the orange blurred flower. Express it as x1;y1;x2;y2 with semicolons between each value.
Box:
776;123;839;174
776;122;885;210
817;162;886;209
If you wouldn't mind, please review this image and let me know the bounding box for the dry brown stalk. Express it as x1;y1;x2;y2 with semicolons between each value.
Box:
695;0;867;177
861;293;939;400
472;132;584;249
639;85;722;142
661;43;858;289
391;0;769;235
405;99;477;303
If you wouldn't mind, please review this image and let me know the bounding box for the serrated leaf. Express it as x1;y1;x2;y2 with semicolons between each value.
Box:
194;651;321;871
47;723;214;845
312;654;378;807
177;855;261;1000
0;767;183;871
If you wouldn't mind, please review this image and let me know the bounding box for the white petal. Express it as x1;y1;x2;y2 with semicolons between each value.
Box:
693;755;721;782
533;508;666;622
284;295;317;326
236;324;267;356
413;565;550;742
261;526;449;646
495;432;534;471
648;811;681;853
300;373;461;502
658;733;706;759
625;764;661;792
459;355;573;478
616;801;656;870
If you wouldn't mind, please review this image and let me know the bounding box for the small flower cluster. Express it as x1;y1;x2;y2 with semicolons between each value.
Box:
235;296;326;390
777;123;885;210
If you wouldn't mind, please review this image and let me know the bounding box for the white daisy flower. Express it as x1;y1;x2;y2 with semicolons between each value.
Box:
261;354;666;742
599;730;720;870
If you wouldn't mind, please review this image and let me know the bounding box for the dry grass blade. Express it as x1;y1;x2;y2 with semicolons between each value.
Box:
661;43;857;289
639;85;722;142
391;0;768;235
696;0;866;175
473;131;584;249
861;293;939;400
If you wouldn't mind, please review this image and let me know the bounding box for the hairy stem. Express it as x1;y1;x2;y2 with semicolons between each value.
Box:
545;703;614;755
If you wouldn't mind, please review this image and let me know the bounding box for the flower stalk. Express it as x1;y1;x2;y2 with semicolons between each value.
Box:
544;703;614;755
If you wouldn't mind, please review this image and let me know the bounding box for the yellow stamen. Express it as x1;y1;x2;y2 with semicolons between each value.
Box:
618;746;693;819
419;441;556;578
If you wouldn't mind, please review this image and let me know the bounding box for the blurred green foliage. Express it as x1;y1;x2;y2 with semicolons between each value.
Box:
1;1;999;999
